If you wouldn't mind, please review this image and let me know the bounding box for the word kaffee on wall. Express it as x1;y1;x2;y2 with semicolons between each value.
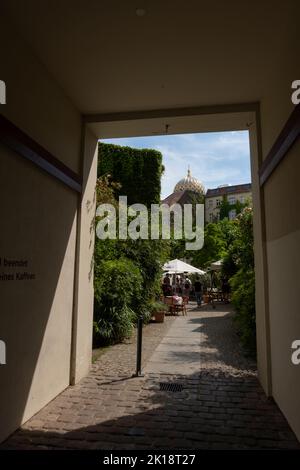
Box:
0;256;36;365
0;257;36;281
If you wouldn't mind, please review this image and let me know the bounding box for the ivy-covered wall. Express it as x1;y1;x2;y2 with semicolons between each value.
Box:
219;195;248;220
98;143;163;206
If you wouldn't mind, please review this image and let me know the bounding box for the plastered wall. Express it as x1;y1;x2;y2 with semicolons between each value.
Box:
264;140;300;440
0;22;97;442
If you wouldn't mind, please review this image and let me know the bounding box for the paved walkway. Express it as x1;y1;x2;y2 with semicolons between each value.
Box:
2;303;299;450
144;305;256;376
144;313;201;375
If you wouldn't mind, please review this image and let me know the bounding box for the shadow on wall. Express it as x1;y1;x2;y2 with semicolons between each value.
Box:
1;371;299;450
0;143;79;442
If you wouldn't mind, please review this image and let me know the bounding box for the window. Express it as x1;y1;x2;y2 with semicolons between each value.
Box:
228;195;236;205
240;196;245;203
216;199;221;207
229;209;236;220
209;213;213;222
209;199;213;208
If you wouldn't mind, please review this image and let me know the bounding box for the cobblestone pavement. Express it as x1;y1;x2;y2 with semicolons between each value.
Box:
2;304;299;450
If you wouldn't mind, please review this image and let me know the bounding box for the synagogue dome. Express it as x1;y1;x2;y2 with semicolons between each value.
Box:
174;168;205;194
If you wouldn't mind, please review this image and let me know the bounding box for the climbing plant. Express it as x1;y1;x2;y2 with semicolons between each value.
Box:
98;143;163;206
219;195;249;220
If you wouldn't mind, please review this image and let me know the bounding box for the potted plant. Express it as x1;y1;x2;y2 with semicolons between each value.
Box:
150;301;168;323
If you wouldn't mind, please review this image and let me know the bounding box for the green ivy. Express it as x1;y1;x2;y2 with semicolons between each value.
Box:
98;143;163;206
219;195;249;220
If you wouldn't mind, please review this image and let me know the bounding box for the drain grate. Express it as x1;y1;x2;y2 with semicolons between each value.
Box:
159;382;183;392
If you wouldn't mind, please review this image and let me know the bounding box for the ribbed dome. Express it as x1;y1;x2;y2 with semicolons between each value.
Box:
174;168;205;194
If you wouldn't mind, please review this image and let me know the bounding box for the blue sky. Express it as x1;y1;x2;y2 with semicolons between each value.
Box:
101;131;251;199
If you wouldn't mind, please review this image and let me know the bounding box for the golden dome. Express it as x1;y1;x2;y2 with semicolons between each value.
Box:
174;168;205;194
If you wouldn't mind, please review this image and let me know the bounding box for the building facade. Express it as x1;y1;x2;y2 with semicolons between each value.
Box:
205;183;252;223
163;173;252;225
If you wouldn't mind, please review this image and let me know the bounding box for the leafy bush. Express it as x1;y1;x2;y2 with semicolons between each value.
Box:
148;301;169;314
119;238;170;303
223;207;256;356
94;236;169;324
230;268;256;355
93;258;143;346
222;252;238;279
93;305;135;347
192;223;227;268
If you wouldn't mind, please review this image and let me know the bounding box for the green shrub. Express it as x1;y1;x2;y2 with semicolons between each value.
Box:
93;258;143;346
93;305;135;346
218;207;256;356
192;223;227;268
149;301;169;314
119;238;169;303
230;268;256;355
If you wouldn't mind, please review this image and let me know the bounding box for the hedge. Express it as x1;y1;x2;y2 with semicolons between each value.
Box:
98;143;163;206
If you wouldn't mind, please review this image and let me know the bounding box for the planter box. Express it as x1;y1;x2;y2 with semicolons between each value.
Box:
153;310;165;323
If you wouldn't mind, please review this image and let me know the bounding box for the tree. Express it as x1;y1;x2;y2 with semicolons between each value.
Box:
219;195;231;220
192;223;226;268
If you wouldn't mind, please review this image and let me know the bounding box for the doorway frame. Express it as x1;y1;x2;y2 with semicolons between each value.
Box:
80;102;272;396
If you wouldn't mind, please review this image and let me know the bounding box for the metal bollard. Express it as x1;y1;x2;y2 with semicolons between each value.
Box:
134;316;144;377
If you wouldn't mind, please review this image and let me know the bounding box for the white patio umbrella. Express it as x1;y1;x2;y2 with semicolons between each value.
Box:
210;259;223;271
163;259;205;275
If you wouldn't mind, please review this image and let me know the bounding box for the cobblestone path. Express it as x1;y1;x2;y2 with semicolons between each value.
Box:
2;304;299;450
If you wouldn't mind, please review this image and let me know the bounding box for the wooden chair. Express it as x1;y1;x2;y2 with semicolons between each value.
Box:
164;295;188;316
164;296;175;315
173;296;188;316
182;296;189;315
